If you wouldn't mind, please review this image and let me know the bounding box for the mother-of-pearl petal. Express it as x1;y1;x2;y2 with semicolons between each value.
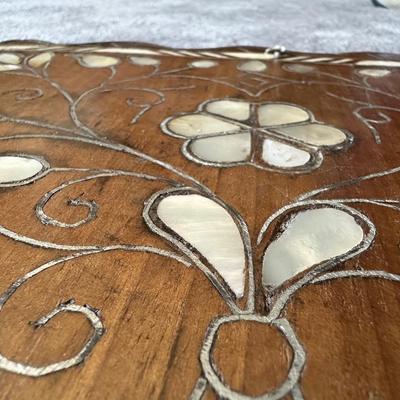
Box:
189;132;251;163
129;56;160;66
262;207;364;288
285;64;316;73
28;52;54;68
0;155;45;184
78;54;119;68
258;104;310;127
237;60;267;72
0;53;22;65
157;194;246;297
190;60;218;68
358;69;391;77
205;100;250;121
167;114;240;138
275;123;347;147
0;64;21;72
262;139;311;168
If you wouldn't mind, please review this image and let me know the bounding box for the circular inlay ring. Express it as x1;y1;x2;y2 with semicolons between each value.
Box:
200;314;305;400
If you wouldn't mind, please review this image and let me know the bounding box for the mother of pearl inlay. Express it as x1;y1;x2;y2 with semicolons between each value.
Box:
130;56;160;66
157;194;246;297
358;68;391;77
162;99;351;172
190;132;251;163
167;114;240;138
258;104;309;126
275;123;347;146
190;60;218;68
356;60;400;68
285;64;316;73
206;100;250;121
78;54;120;68
262;139;310;168
0;155;45;185
28;52;54;68
0;53;22;65
237;60;267;72
262;207;364;289
0;64;21;72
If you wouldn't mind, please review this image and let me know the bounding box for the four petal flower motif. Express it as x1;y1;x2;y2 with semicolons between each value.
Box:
161;99;353;173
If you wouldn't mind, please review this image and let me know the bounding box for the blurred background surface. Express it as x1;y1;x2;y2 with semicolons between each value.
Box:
0;0;399;53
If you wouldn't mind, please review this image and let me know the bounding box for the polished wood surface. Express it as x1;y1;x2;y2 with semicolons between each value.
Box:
0;41;400;400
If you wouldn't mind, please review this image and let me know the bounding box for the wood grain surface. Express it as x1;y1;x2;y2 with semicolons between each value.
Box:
0;41;400;400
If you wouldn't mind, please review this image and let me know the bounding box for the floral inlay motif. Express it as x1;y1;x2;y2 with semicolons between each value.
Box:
161;99;353;173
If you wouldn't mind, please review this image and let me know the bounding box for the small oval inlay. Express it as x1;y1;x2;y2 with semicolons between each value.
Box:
0;155;45;184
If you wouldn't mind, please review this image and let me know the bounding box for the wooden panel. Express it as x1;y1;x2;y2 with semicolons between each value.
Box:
0;41;399;399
